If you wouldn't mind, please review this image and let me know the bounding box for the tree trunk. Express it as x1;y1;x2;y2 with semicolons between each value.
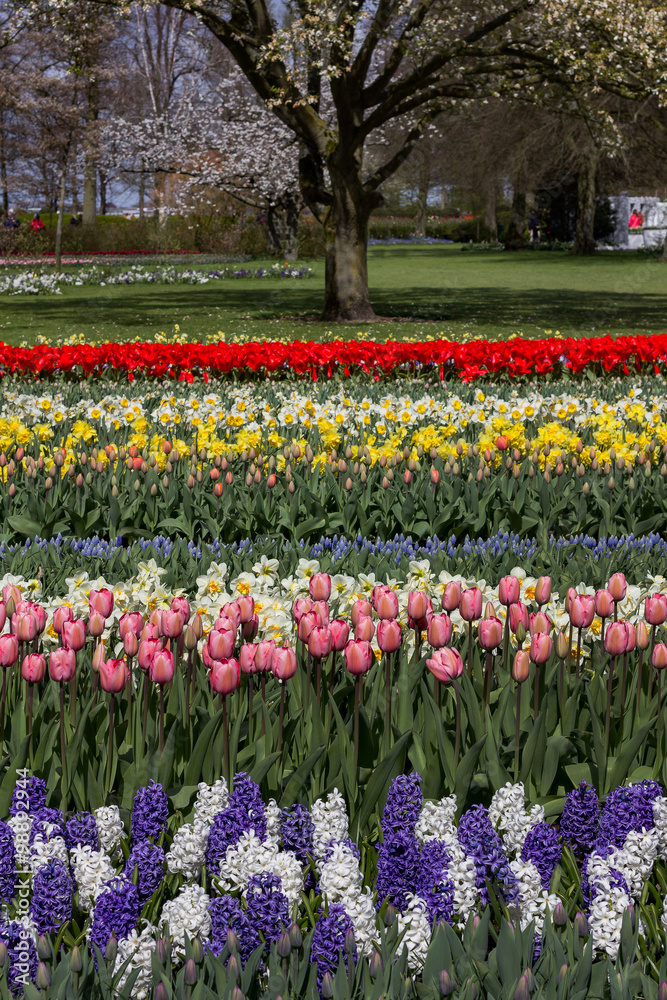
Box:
322;168;375;321
266;194;300;260
414;160;429;236
0;117;8;216
99;170;107;215
504;171;527;250
54;140;71;273
485;180;498;242
572;143;599;255
82;73;99;228
139;169;145;221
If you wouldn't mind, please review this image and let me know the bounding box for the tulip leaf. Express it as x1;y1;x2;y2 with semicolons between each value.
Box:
280;745;326;807
353;730;412;835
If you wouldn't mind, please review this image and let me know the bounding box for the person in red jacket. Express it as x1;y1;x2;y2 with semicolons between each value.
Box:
30;213;45;232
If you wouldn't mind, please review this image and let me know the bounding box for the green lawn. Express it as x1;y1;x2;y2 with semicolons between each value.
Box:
1;245;666;344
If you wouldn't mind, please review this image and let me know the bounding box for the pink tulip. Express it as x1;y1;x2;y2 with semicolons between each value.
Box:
161;609;185;639
604;622;630;656
272;646;298;681
329;620;350;651
427;614;452;649
354;615;375;642
119;612;144;640
344;639;373;676
99;658;129;694
21;653;46;684
308;626;332;659
89;588;114;619
479;616;503;651
240;643;258;674
0;634;18;667
625;623;637;652
426;647;464;683
375;588;399;620
149;648;175;685
569;595;595;629
141;622;159;642
219;602;240;629
529;633;553;664
123;631;139;657
210;657;240;694
298;612;319;644
512;650;531;683
607;573;627;603
19;600;46;633
0;602;6;633
170;596;191;623
87;611;105;638
92;641;106;673
207;628;236;661
292;598;313;623
351;599;373;627
212;615;237;635
2;584;20;607
377;619;402;653
236;595;254;624
407;591;430;622
311;601;330;626
535;576;552;606
138;638;162;672
636;621;650;649
62;619;87;652
148;609;162;629
242;615;259;641
255;640;276;672
595;589;614;620
459;587;483;622
12;611;36;642
565;587;578;615
498;576;520;607
529;611;551;636
509;602;529;635
653;642;667;670
52;605;74;635
441;581;461;613
645;595;667;626
309;573;332;601
49;647;76;683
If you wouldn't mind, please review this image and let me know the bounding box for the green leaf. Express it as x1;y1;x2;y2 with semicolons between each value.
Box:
353;730;412;834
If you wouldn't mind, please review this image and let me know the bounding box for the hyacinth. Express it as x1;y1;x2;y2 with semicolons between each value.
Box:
29;858;74;934
131;781;169;845
32;807;65;832
582;859;630;908
208;894;260;961
90;877;141;959
381;774;423;840
95;805;124;856
10;776;46;816
310;903;356;990
246;872;290;947
0;918;38;996
229;772;267;841
375;830;421;912
595;782;660;856
280;803;315;862
457;805;519;907
521;823;562;891
416;840;455;925
321;837;361;864
206;806;249;873
0;820;17;901
65;812;99;852
124;841;165;901
559;781;599;854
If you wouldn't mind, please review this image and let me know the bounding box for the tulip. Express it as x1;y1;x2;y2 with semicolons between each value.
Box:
374;588;399;620
292;598;313;623
210;657;240;781
459;587;482;622
140;622;159;642
479;616;503;651
329;620;350;652
498;576;520;607
308;626;332;660
62;619;86;652
16;601;46;634
161;609;185;639
119;612;144;640
150;648;175;686
239;643;258;674
604;622;629;657
89;588;114;619
653;643;667;670
2;584;20;607
138;638;162;672
529;633;553;664
99;658;128;694
221;602;242;629
407;591;430;622
344;639;373;676
311;600;330;626
441;581;461;613
255;640;276;673
535;576;551;606
12;611;36;643
0;634;18;668
427;614;452;649
170;596;191;624
123;631;139;657
213;615;237;635
512;649;530;684
607;572;627;604
646;594;667;626
309;573;332;601
273;646;298;682
509;602;529;635
49;647;76;683
207;628;235;661
569;595;595;629
564;587;577;615
52;604;74;635
87;611;105;638
297;612;319;644
595;589;614;621
625;623;636;653
236;595;254;624
354;615;375;642
377;619;401;653
22;653;45;684
92;641;106;672
350;599;373;627
529;611;551;636
242;614;259;641
426;647;464;683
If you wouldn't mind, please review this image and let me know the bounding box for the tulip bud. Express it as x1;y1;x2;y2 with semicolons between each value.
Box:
653;642;667;670
369;951;384;979
70;945;83;972
575;911;589;936
512;650;530;683
513;974;529;1000
553;901;567;926
535;576;551;605
320;973;334;999
636;620;650;650
105;935;117;964
556;630;570;659
557;963;568;985
36;962;51;990
155;985;169;1000
659;981;667;1000
277;932;291;958
37;935;51;960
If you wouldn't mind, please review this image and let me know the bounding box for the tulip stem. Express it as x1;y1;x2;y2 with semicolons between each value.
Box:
353;676;360;775
142;673;149;753
605;656;615;759
185;650;192;722
567;622;573;675
559;658;566;725
637;648;644;721
658;671;663;767
59;681;67;800
533;665;540;723
385;653;392;755
502;614;510;675
222;694;229;785
27;682;33;763
278;683;285;752
0;667;6;748
467;621;473;677
514;683;521;781
305;652;311;713
483;651;493;716
315;656;321;710
261;674;266;736
620;652;628;713
575;628;582;680
107;696;114;797
159;685;165;753
327;652;336;733
70;672;76;727
649;626;657;703
248;675;254;744
454;680;461;775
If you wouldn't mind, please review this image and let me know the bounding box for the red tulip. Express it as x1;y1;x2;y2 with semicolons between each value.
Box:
479;616;503;650
149;648;175;685
207;628;235;661
509;602;529;635
607;573;627;603
441;581;461;613
350;600;372;627
459;587;482;622
272;646;298;681
569;595;595;629
89;588;114;619
529;633;553;664
344;639;373;675
99;658;129;694
255;640;276;672
354;615;375;642
21;653;46;684
119;612;144;640
426;647;464;683
311;601;330;626
49;647;76;682
512;650;531;683
309;573;332;601
62;619;86;652
308;626;332;659
498;576;521;607
329;620;350;651
535;576;551;605
209;657;240;694
645;595;667;626
52;605;74;635
0;634;18;667
427;613;452;649
604;622;630;656
377;619;402;653
138;638;162;672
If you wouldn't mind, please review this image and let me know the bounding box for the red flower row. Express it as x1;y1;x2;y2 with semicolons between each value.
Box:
40;249;202;257
0;334;664;382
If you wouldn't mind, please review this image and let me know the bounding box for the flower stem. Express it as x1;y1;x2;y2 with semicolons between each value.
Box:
454;680;461;775
605;656;615;759
353;676;360;775
222;694;229;785
159;684;165;752
107;696;114;797
514;682;521;781
278;683;285;752
59;681;67;801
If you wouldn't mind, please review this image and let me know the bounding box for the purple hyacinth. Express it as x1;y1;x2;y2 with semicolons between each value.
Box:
206;806;249;873
208;895;260;962
381;774;423;840
124;841;165;901
0;822;16;902
90;878;140;959
417;840;455;925
229;772;266;841
457;804;519;907
65;812;99;852
32;807;65;831
28;819;65;852
522;823;562;891
0;919;38;996
559;781;599;854
582;859;630;908
280;804;314;862
246;872;290;948
29;858;74;934
131;780;169;845
310;904;356;991
595;783;658;856
10;776;46;816
375;829;421;912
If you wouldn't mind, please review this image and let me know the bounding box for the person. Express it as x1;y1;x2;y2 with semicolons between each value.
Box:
2;214;12;229
8;211;19;230
629;210;641;229
528;209;540;242
30;213;45;232
69;213;82;226
637;210;645;227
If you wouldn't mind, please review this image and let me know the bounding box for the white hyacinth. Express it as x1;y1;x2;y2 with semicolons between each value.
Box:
216;831;303;908
265;798;281;850
311;789;349;860
69;846;116;911
607;828;658;900
585;853;630;960
509;859;558;934
396;896;432;971
160;884;211;960
194;778;229;827
319;843;378;957
415;796;457;843
490;782;544;854
652;797;667;858
29;826;69;873
436;838;477;928
114;922;157;1000
166;821;209;881
94;806;124;856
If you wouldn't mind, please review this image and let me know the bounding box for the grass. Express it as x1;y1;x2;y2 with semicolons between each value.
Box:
0;245;666;345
